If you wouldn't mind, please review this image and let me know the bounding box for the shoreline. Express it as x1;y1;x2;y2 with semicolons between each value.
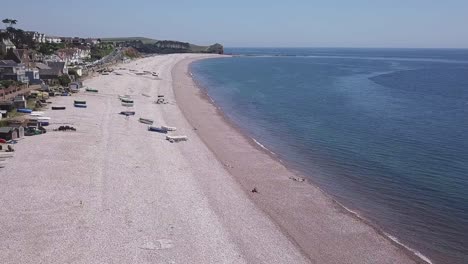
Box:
173;55;429;264
0;54;431;263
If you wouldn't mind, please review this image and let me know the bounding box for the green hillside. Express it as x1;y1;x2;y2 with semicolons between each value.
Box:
100;37;159;44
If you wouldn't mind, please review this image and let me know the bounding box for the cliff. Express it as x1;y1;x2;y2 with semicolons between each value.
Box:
101;37;223;54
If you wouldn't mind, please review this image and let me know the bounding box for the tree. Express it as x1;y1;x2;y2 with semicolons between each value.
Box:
2;18;17;28
2;19;11;29
58;75;71;87
5;27;34;49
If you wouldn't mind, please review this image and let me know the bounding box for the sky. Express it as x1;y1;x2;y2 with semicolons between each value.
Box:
1;0;468;48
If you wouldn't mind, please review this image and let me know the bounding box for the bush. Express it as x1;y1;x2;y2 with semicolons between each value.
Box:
0;80;17;88
68;69;79;79
58;75;71;86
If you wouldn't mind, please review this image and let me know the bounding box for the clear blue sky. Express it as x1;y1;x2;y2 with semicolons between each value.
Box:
1;0;468;48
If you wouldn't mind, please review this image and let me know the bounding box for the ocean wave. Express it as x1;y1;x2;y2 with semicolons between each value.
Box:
252;138;276;155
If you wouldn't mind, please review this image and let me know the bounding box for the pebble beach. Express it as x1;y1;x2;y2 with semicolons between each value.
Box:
0;54;421;263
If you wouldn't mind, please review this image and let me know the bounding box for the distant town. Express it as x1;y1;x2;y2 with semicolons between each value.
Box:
0;18;138;91
0;18;222;127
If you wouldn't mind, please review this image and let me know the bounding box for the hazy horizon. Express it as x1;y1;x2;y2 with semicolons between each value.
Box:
2;0;468;49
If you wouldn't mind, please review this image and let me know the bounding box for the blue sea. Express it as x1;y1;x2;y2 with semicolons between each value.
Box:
191;48;468;264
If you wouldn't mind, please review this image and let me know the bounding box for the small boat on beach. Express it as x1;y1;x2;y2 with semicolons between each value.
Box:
121;98;134;104
139;118;154;125
118;95;130;99
74;100;86;105
30;111;45;116
120;111;135;116
51;106;66;110
166;135;188;143
121;102;134;107
161;125;177;131
38;121;49;126
148;126;168;133
85;88;99;93
74;103;87;108
17;108;32;113
0;153;14;158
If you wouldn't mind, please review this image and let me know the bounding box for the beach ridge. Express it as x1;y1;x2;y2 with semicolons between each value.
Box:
173;55;427;264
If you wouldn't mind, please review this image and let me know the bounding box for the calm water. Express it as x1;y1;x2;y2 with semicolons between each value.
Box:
191;48;468;264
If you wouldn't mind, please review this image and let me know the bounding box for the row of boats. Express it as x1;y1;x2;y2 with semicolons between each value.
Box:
118;94;188;142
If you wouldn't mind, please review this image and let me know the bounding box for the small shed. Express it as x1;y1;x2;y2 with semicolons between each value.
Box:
0;127;19;141
13;95;27;109
0;101;14;112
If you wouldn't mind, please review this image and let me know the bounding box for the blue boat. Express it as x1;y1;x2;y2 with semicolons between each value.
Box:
120;111;135;116
74;103;87;108
148;126;168;134
17;108;33;113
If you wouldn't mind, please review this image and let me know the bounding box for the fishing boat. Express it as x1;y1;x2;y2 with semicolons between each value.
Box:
139;118;154;125
148;126;168;133
38;121;50;126
85;88;99;93
161;125;177;131
30;111;44;116
74;100;86;105
120;111;135;116
17;108;32;113
121;102;134;107
118;95;130;100
121;98;134;104
166;135;188;143
51;106;66;110
0;153;14;158
74;103;87;108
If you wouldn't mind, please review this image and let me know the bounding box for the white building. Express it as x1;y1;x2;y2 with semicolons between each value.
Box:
0;38;16;55
27;31;46;43
45;36;62;43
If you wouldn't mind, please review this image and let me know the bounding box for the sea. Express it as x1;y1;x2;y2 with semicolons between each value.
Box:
190;48;468;264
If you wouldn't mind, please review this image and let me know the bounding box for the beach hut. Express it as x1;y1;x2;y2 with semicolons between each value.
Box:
0;127;19;141
13;96;27;109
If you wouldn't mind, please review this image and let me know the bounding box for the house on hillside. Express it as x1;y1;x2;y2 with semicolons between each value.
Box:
37;61;65;83
47;62;68;75
25;68;41;85
45;36;61;43
0;60;29;84
5;49;37;68
56;47;91;64
26;31;46;43
4;50;42;84
0;38;16;55
84;38;101;45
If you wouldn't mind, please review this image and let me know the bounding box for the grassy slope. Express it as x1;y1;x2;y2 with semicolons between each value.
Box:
100;37;159;44
100;37;210;51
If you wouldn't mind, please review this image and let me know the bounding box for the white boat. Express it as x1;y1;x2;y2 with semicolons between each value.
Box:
30;111;44;116
161;125;176;131
118;95;131;100
0;153;14;158
166;135;188;143
37;116;51;120
121;102;134;107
